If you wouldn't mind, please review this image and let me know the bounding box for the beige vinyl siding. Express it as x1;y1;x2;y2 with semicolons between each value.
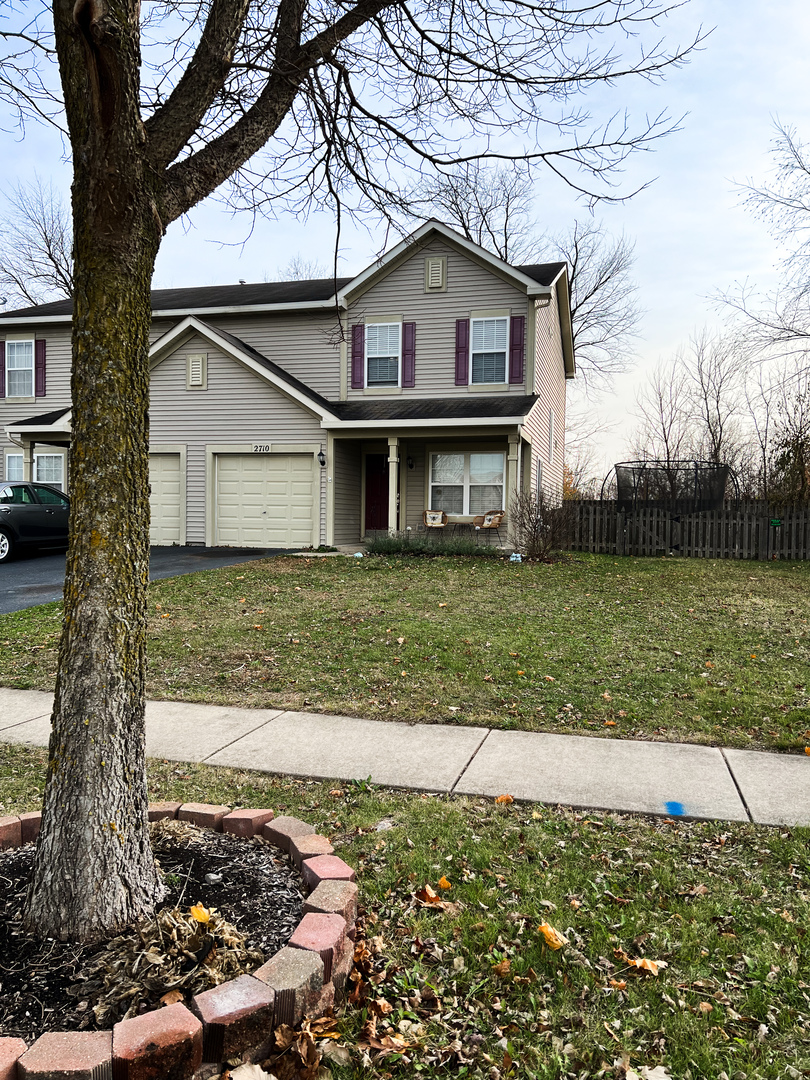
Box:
523;289;567;496
402;443;427;530
149;335;324;544
346;239;529;400
332;439;362;545
0;325;72;480
207;312;342;399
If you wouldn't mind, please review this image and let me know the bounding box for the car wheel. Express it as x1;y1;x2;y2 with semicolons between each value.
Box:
0;528;14;563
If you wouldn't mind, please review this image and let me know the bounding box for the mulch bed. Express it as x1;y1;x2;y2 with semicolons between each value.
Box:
0;820;303;1043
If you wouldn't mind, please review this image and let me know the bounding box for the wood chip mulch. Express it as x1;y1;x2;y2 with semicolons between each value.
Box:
0;818;304;1043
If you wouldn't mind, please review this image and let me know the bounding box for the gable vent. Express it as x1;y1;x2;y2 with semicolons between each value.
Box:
187;353;207;390
425;256;446;291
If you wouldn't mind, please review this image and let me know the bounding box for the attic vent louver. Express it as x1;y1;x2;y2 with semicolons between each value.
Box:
425;256;446;291
187;353;207;390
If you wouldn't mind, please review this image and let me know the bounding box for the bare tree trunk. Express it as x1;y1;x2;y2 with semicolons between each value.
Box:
24;0;164;941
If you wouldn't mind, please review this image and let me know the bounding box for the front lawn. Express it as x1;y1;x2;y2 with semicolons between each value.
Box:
1;553;808;750
2;743;809;1080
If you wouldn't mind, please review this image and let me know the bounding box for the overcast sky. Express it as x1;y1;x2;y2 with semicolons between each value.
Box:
3;0;810;480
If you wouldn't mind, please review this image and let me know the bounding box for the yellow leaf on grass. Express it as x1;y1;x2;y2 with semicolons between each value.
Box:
495;794;514;805
627;957;661;975
805;747;810;756
438;876;452;890
604;720;617;727
438;602;448;608
538;922;567;950
190;903;210;924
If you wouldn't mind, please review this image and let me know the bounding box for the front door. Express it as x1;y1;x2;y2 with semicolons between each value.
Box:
364;454;389;531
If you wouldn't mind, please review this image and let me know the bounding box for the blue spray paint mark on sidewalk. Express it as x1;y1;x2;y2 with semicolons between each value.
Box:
665;800;686;816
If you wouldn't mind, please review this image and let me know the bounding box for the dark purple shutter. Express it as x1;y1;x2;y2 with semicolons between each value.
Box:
509;316;525;384
402;322;415;388
351;324;365;389
35;339;46;397
0;341;5;398
455;319;469;385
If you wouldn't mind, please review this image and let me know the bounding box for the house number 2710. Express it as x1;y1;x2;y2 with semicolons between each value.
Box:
252;445;272;453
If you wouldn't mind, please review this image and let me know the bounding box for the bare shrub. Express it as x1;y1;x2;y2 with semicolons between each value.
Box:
509;490;576;560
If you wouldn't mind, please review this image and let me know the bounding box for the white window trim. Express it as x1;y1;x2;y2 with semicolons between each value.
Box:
4;336;35;399
34;452;66;490
428;449;506;517
469;316;509;386
4;451;23;482
365;321;402;389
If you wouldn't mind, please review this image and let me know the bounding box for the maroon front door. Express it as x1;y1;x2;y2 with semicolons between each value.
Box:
365;454;389;531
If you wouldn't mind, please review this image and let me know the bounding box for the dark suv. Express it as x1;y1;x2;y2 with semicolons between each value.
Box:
0;482;70;563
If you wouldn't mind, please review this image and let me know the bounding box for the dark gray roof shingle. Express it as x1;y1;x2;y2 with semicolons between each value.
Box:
333;395;537;422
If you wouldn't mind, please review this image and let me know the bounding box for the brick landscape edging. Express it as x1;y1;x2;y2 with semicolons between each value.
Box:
0;804;359;1080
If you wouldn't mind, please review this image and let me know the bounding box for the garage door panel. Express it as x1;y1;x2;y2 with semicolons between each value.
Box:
149;454;183;546
215;454;315;549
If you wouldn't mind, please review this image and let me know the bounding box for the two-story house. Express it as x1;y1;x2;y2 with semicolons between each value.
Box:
0;221;574;549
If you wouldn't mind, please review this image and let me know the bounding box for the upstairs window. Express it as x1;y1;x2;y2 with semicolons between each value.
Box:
6;340;34;397
470;318;508;384
366;323;400;387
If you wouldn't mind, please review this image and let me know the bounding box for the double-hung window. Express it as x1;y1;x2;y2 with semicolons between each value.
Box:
366;323;401;387
6;340;34;397
429;451;505;515
470;317;508;384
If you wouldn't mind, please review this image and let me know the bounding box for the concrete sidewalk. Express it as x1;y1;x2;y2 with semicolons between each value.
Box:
1;687;807;827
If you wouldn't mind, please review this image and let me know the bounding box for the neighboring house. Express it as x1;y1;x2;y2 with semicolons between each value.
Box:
0;221;574;549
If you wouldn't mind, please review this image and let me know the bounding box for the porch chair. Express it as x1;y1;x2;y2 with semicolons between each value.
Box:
423;509;448;530
472;510;505;544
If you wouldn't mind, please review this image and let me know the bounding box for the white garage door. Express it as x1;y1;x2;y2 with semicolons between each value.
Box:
149;454;182;546
216;454;315;548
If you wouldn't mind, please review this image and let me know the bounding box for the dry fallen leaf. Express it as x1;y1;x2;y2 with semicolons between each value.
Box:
159;989;184;1006
492;958;511;978
438;602;448;608
416;885;444;905
189;902;210;924
495;794;514;805
438;876;452;890
609;979;627;990
538;922;567;950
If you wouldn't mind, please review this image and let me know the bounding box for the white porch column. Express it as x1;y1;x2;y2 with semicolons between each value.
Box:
387;436;399;535
23;441;34;482
506;434;520;543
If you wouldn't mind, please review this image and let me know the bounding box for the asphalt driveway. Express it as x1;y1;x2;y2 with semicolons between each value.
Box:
0;546;283;615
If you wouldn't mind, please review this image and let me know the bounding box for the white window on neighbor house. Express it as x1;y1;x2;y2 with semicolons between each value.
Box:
429;451;505;515
366;323;401;387
34;453;65;489
5;452;23;481
470;317;508;384
6;340;34;397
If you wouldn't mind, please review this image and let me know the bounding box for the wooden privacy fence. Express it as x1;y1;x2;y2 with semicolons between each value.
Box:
565;502;810;560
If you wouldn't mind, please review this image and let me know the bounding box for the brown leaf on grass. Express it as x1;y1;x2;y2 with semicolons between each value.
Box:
495;794;514;805
609;979;627;990
628;958;663;976
698;1001;713;1014
416;884;443;904
492;958;511;978
370;998;394;1017
538;922;567;950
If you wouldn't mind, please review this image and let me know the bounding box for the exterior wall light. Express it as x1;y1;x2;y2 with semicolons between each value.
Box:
317;450;326;467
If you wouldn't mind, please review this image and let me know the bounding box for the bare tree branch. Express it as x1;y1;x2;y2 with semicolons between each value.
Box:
0;174;72;305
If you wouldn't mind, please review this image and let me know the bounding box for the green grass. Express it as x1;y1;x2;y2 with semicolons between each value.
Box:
3;745;810;1080
1;553;809;750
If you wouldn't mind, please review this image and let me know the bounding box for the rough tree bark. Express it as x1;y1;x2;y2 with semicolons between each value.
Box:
24;1;164;940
